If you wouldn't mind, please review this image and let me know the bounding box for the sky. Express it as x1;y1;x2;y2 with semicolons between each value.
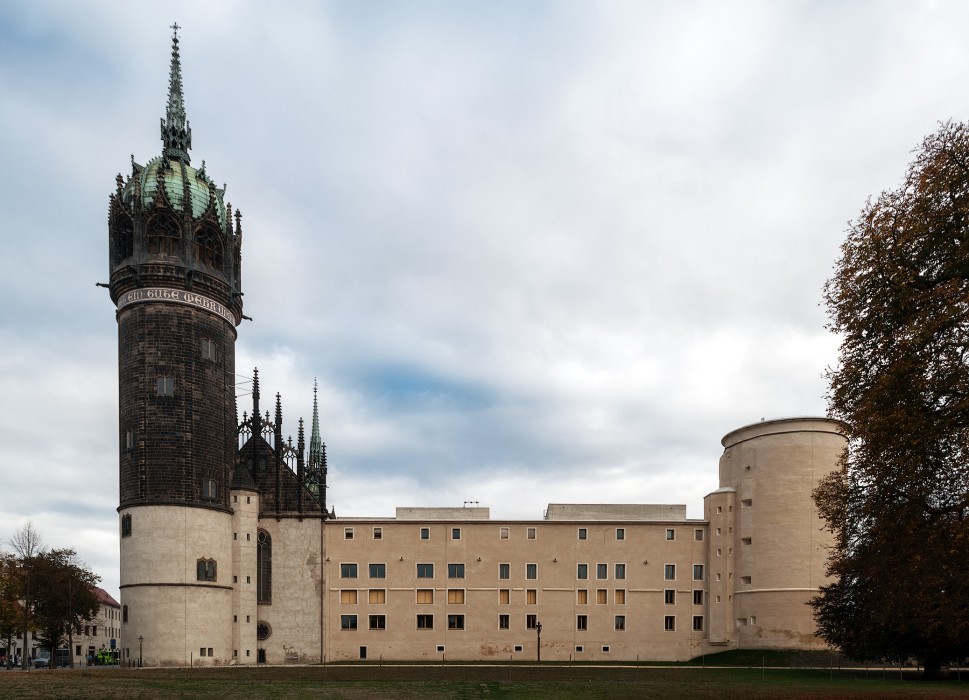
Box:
3;0;969;599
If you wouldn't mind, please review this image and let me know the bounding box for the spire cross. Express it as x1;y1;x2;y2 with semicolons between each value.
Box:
161;23;192;163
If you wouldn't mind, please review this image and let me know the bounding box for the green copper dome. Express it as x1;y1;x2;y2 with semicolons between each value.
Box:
123;156;227;228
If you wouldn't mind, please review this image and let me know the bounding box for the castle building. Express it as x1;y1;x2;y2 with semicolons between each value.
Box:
108;30;844;666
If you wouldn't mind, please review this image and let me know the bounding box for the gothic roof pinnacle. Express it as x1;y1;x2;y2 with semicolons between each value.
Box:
160;23;192;164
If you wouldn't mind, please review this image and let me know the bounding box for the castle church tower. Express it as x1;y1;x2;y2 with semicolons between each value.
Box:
109;26;244;666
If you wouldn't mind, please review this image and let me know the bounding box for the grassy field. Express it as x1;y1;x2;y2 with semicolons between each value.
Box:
0;664;967;700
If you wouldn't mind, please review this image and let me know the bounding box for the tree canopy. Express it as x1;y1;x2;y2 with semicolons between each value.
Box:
815;121;969;673
2;524;100;669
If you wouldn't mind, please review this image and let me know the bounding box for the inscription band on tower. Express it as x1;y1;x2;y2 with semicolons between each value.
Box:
116;287;238;326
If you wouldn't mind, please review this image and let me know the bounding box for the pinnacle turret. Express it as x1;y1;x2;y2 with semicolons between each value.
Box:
309;379;323;466
160;23;192;164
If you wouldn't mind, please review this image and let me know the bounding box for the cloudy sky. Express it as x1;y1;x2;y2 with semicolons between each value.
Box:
3;0;968;598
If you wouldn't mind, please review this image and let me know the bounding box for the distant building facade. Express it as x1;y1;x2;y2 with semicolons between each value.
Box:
109;30;845;666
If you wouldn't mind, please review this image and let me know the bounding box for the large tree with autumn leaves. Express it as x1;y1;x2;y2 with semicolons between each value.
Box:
814;121;969;674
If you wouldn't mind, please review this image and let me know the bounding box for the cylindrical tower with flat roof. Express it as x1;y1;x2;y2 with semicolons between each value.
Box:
709;417;845;649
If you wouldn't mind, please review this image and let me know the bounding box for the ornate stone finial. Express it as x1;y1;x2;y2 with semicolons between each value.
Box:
251;368;261;436
160;23;192;164
309;379;323;468
275;393;283;434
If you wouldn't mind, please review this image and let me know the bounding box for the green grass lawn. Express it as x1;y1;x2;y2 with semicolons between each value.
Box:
0;665;967;700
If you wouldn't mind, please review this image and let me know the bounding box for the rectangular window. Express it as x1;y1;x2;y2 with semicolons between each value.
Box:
373;527;382;540
369;589;386;605
369;563;386;579
121;514;132;538
526;563;537;580
665;616;675;631
741;537;752;545
416;588;434;604
417;614;433;630
741;498;752;507
369;615;386;630
201;478;217;500
693;564;704;581
417;563;434;578
499;563;510;579
596;563;607;580
665;589;676;605
527;527;536;540
616;528;625;540
577;615;588;631
615;589;626;605
526;589;537;605
666;528;675;540
693;615;704;631
420;527;430;540
125;430;134;450
499;527;509;539
341;615;357;631
578;528;587;540
577;589;588;605
196;558;216;581
447;563;465;579
526;614;537;630
615;563;625;580
575;645;584;653
740;576;751;584
451;528;461;540
596;589;607;605
693;590;704;605
344;528;354;540
447;614;465;630
664;564;675;581
156;376;174;396
695;529;704;541
615;615;625;631
499;589;510;604
340;590;358;604
577;563;588;580
447;589;465;605
499;614;509;629
341;563;358;579
200;339;217;361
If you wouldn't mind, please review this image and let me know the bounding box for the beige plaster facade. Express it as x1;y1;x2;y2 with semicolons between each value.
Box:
119;416;845;664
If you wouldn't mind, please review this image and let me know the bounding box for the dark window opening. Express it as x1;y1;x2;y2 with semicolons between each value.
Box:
196;558;217;582
257;530;272;603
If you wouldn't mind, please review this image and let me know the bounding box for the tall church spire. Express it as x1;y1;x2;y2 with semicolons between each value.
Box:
160;23;192;164
309;379;323;465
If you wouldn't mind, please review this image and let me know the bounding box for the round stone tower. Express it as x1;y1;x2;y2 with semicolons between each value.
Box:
707;417;845;649
109;27;244;666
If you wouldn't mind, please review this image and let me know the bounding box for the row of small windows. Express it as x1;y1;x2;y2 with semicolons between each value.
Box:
342;526;705;541
342;587;635;606
338;613;701;632
339;561;701;581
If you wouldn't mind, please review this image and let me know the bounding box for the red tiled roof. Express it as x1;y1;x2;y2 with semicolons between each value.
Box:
91;586;120;608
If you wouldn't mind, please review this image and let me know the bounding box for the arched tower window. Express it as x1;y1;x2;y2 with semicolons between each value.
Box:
257;529;272;603
196;558;217;582
146;211;180;256
111;214;134;264
193;224;223;271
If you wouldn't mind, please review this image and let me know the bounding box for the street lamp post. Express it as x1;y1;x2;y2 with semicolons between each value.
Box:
536;620;542;663
138;636;143;668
